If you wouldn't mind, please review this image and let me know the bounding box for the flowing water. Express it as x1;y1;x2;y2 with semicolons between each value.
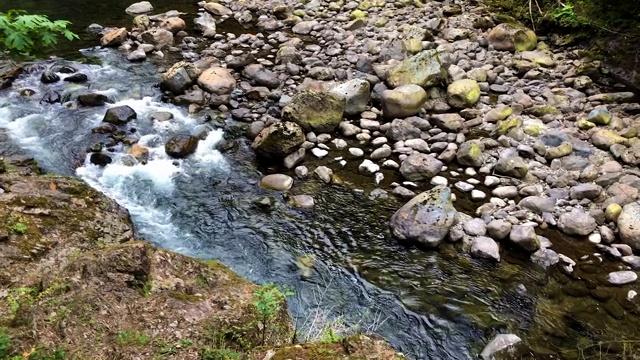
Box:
1;2;640;359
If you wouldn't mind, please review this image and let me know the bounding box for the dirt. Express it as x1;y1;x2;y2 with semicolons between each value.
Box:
0;156;402;359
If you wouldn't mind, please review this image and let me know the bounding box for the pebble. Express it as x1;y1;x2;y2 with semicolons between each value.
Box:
588;233;601;244
349;147;364;157
484;176;501;187
455;181;474;192
431;176;448;186
471;190;486;200
607;271;638;285
311;148;329;158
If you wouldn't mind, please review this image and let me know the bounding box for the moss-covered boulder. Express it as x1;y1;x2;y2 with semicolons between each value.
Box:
457;140;484;167
494;117;522;136
252;122;305;158
487;23;537;52
282;90;346;133
386;49;447;88
447;79;481;108
591;129;630;149
545;141;573;160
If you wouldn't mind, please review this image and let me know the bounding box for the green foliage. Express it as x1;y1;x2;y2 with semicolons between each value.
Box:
0;330;12;358
116;330;150;346
8;222;27;235
200;348;242;360
6;287;38;320
549;2;590;28
0;10;79;55
252;283;293;345
26;348;66;360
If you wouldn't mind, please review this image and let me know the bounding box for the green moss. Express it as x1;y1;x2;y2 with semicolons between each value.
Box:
349;9;366;20
357;1;372;10
523;124;542;137
495;117;522;136
116;330;150;346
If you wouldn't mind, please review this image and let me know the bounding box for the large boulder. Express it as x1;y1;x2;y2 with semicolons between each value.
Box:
197;67;236;95
389;186;457;248
381;85;428;119
251;122;305;158
509;225;540;252
160;61;200;94
558;208;597;236
487;23;537;52
100;28;128;47
399;153;443;181
165;134;199;158
618;201;640;250
103;105;137;125
329;79;371;115
141;28;174;50
386;49;448;88
281;90;345;133
447;79;480;108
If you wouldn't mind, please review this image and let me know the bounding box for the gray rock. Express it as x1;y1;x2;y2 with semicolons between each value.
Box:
518;196;555;214
381;85;428;119
194;12;217;37
330;79;370;115
509;225;540;252
570;183;603;200
457;140;484;167
530;248;559;268
251;122;305;158
492;186;518;199
557;209;597;236
385;118;421;141
471;236;500;262
103;105;136;125
622;255;640;269
389;186;457;248
243;64;281;89
399;153;444;181
125;1;153;15
618;201;640;250
314;166;333;184
259;174;293;191
371;146;392;160
284;148;306;169
480;334;522;360
290;195;314;209
607;271;638;285
463;218;487;236
431;113;463;132
386;49;447;88
141;28;173;50
495;156;528;178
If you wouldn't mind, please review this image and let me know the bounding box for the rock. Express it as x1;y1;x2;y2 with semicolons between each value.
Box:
314;166;333;183
40;71;60;84
386;49;447;88
471;236;500;262
622;255;640;269
464;218;487;236
194;12;217;37
430;113;463;132
358;159;380;175
100;28;127;47
471;190;486;200
530;248;559;268
204;2;233;16
381;85;428;119
371;147;392;160
605;203;623;222
252;122;305;158
159;17;186;33
290;195;314;209
89;153;113;167
197;67;236;95
141;28;173;50
259;174;293;191
487;23;537;52
389;186;457;248
125;1;153;15
487;220;512;240
243;64;281;89
591;129;629;149
103;105;137;125
480;334;522;360
129;144;149;162
447;79;481;108
284;148;306;169
570;183;602;200
40;91;61;104
330;79;370;116
558;209;597;236
165;135;198;158
399;153;444;181
78;93;109;107
63;73;88;83
282;90;345;133
607;271;638;285
545;141;573;160
456;140;484;167
518;196;555;214
292;20;318;35
509;225;540;252
492;186;518;199
587;107;612;125
618;202;640;250
160;61;199;94
495;156;528;179
127;48;146;61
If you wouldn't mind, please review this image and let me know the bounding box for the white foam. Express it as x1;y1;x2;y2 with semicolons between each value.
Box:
193;129;227;168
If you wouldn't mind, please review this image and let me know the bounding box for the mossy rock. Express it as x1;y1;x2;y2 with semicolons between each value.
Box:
281;90;346;133
527;105;559;117
386;49;447;88
545;141;573;160
487;23;537;52
494;117;522;136
447;79;481;108
523;124;542;137
350;9;366;20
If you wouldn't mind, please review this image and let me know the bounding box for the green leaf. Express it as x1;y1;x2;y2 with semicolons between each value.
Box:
41;31;57;47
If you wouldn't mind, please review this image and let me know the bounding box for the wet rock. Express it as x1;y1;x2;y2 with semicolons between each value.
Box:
509;225;540;252
447;79;480;108
198;67;236;95
242;64;281;89
284;148;306;169
282;90;345;133
164;134;199;158
125;1;153;15
622;255;640;269
618;201;640;250
495;156;528;179
92;123;117;134
558;209;597;236
456;140;484;167
159;17;186;33
290;195;314;209
141;28;174;50
329;79;370;116
399;153;443;181
127;48;146;62
608;271;638;285
129;144;149;162
160;61;199;94
64;73;88;83
480;334;522;360
488;23;537;52
78;93;109;107
389;186;457;248
150;111;173;122
259;174;293;191
386;49;447;88
89;153;113;167
471;236;500;262
101;28;128;47
314;166;333;184
252;122;305;158
103;105;137;125
381;84;428;119
463;218;487;236
204;2;232;16
194;12;217;37
530;248;559;268
40;91;61;104
40;71;60;84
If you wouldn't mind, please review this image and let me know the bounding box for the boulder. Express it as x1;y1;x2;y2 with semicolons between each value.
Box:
40;71;60;84
430;113;463;132
494;156;528;178
100;28;128;47
591;129;629;149
381;85;428;119
204;2;233;16
389;186;457;248
386;49;447;88
471;236;500;262
125;1;153;15
281;90;345;133
90;153;113;167
242;64;281;89
447;79;480;108
587;107;612;125
141;28;174;50
78;93;109;107
618;201;640;250
197;67;236;95
194;12;217;37
456;140;484;167
487;219;512;240
251;122;305;158
165;134;199;158
487;23;537;52
103;105;137;125
330;79;371;115
159;17;186;33
558;209;597;236
160;61;200;94
399;153;443;181
509;225;540;252
259;174;294;191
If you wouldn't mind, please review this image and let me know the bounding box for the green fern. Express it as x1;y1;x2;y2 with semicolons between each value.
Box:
0;10;79;55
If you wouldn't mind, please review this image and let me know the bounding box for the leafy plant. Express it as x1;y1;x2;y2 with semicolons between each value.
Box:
8;222;27;234
200;348;242;360
252;283;293;345
6;287;38;320
0;330;12;358
116;330;150;346
0;10;79;55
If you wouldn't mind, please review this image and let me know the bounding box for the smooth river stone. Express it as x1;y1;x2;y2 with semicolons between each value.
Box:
259;174;293;191
607;270;638;285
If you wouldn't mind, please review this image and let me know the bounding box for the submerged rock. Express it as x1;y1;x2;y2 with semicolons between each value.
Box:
389;186;457;248
480;334;522;359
